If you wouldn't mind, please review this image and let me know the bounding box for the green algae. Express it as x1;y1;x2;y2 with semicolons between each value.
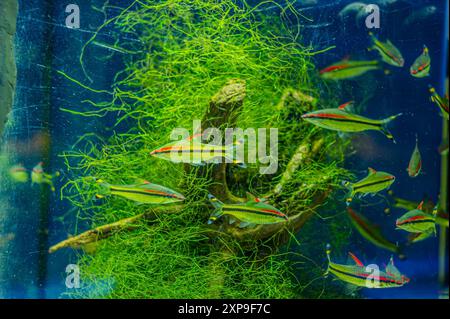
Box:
58;0;352;299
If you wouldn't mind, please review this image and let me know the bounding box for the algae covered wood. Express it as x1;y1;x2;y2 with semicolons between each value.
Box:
49;82;328;252
0;0;18;137
186;78;247;203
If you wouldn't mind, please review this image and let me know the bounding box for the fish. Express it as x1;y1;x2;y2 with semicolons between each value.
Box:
31;162;60;191
96;180;185;205
338;2;367;20
347;207;402;255
368;32;404;67
207;194;287;226
150;134;244;166
319;59;380;80
325;245;409;288
429;85;449;120
343;167;395;204
8;164;29;183
302;102;402;142
387;190;430;211
410;46;431;78
432;202;449;228
407;135;422;178
403;6;437;27
387;192;449;227
396;201;436;234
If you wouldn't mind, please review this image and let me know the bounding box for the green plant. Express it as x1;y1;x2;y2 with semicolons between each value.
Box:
54;0;351;299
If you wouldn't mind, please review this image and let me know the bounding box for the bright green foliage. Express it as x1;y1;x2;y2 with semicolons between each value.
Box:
60;0;351;299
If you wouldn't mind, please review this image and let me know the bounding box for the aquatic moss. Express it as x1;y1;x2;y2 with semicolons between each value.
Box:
58;0;352;299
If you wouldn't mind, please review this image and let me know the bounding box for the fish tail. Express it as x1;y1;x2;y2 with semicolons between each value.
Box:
380;113;403;143
428;84;435;93
96;178;108;185
342;181;354;204
207;194;224;224
95;179;111;198
325;243;332;276
225;138;246;167
326;243;332;261
432;203;439;217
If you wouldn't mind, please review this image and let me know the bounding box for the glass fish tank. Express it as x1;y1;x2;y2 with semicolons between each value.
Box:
0;0;448;302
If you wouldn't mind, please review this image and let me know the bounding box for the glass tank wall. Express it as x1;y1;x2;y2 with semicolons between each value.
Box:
0;0;448;299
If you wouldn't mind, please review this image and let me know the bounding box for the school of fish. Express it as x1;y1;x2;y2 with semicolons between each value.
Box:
311;27;447;290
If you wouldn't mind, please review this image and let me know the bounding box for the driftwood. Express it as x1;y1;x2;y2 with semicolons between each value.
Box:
48;205;184;253
186;78;247;203
49;81;327;253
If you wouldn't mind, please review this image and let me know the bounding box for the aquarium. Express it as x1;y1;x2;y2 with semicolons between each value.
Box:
0;0;448;302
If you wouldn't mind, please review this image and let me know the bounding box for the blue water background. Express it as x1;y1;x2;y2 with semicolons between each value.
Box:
1;0;448;298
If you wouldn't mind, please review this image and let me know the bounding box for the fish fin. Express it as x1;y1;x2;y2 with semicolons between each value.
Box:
346;194;354;205
325;244;332;263
337;131;352;140
385;256;402;279
341;181;354;204
185;133;203;142
207;194;224;224
238;222;254;228
342;180;352;188
228;217;237;225
348;252;364;267
246;192;257;201
135;179;151;185
423;45;429;55
338;100;354;111
207;213;222;225
380;113;403;143
208;194;224;210
368;167;377;175
245;192;267;203
428;84;435;94
224;138;245;167
417;200;424;210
